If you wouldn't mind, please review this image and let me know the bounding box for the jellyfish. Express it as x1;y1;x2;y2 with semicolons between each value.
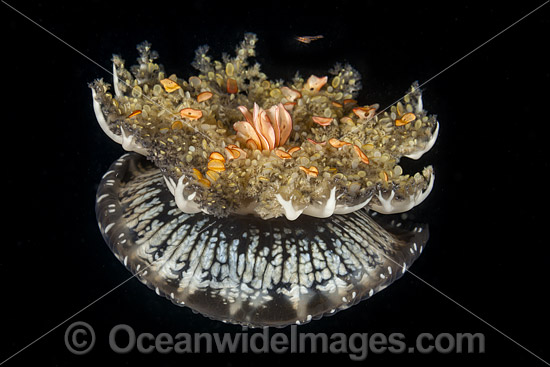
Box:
90;33;439;327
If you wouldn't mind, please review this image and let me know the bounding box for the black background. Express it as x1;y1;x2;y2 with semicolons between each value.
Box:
2;1;549;366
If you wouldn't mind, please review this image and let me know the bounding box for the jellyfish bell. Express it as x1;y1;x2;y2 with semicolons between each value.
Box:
91;33;439;327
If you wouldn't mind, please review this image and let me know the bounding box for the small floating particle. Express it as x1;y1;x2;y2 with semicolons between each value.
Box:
343;99;357;105
197;91;213;102
160;78;181;93
128;110;142;118
312;116;333;126
295;35;324;44
180;108;203;120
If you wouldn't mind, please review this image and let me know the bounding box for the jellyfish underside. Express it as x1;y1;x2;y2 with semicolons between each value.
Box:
96;153;428;327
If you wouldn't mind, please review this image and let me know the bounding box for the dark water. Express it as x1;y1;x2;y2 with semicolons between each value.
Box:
2;1;549;366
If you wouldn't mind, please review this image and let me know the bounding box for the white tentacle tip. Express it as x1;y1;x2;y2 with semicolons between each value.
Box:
370;171;435;214
174;175;202;214
120;127;148;155
405;121;439;160
275;194;304;221
276;187;338;220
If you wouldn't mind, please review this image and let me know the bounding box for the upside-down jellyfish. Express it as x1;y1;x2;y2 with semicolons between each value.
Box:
90;33;439;327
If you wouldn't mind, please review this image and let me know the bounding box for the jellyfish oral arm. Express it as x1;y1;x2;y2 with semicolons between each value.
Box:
275;188;338;221
92;88;122;145
276;187;373;220
302;187;337;218
271;175;434;217
404;121;440;160
370;170;435;214
92;87;148;155
120;127;148;155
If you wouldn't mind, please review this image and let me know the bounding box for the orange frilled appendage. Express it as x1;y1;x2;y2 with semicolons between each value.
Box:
233;103;292;151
